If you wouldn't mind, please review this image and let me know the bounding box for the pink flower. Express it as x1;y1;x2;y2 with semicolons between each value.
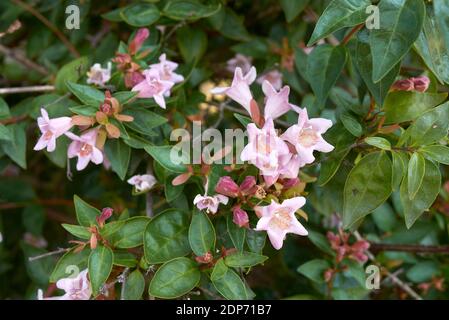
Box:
281;107;334;166
86;62;111;86
262;80;291;120
255;197;308;250
240;118;289;179
132;68;174;109
34;108;73;153
226;54;253;74
38;269;91;300
232;206;249;228
66;129;103;171
127;174;156;192
193;194;229;214
150;53;184;84
211;67;257;115
257;69;283;91
128;28;149;55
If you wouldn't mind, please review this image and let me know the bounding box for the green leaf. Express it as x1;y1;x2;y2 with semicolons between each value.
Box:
189;210;215;256
55;56;89;93
372;203;398;232
370;0;425;82
406;261;440;283
61;224;91;240
74;195;101;227
114;251;138;268
113;91;138;105
343;152;392;229
163;0;221;21
280;0;309;23
246;229;266;254
227;214;245;252
144;145;187;173
21;243;55;287
420;145;449;165
110;217;150;249
176;26;207;64
69;104;98;116
297;259;330;283
104;139;130;180
208;7;250;41
391;151;409;191
100;220;125;239
165;175;184;202
123;269;145;300
120;3;160;27
224;252;268;268
364;137;391;150
50;247;90;283
415;3;449;85
400;159;441;228
349;29;400;107
144;209;191;264
407;153;426;200
1;124;26;169
307;230;334;255
233;113;252;127
149;257;200;299
341;113;363;137
88;245;114;295
0;97;11;120
66;81;104;105
306;45;347;107
406;101;449;146
308;0;371;45
383;91;447;124
0;123;12;141
122;108;167;135
211;259;254;300
101;8;123;22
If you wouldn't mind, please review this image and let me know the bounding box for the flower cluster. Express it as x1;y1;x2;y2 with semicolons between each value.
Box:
38;269;91;300
192;65;334;250
327;230;370;264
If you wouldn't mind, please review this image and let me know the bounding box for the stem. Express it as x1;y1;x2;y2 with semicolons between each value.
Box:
0;85;55;95
28;248;69;262
0;44;49;76
146;162;154;218
341;24;364;46
370;243;449;254
11;0;80;57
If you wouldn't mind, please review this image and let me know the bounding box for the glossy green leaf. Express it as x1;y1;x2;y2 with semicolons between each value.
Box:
246;229;266;254
144;209;191;264
61;224;91;240
74;195;100;227
189;210;215;256
55;56;89;93
297;259;331;283
370;0;425;82
163;0;221;21
0;124;12;141
123;269;145;300
406;261;440;283
420;145;449;165
1;124;26;169
144;145;188;173
122;108;167;135
224;252;268;268
50;247;90;283
227;214;245;252
88;245;114;295
341;113;363;137
391;151;409;191
66;81;104;105
176;26;207;64
208;7;250;41
104;139;130;180
0;97;10;120
120;3;160;27
211;259;254;300
110;217;150;249
343;152;392;229
364;137;391;150
113;251;138;268
149;257;200;299
407;153;426;200
280;0;309;23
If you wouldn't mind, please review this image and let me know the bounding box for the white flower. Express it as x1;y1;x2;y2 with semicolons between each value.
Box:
127;174;157;192
87;62;111;86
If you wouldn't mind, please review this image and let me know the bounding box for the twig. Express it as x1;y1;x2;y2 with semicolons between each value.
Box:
28;248;69;262
0;85;55;95
369;243;449;254
119;268;130;300
0;44;49;76
11;0;80;58
354;231;422;300
146;162;154;218
341;24;364;46
0;115;27;125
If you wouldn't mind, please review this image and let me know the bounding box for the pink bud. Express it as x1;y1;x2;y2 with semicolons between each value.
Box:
215;176;240;198
232;207;249;228
392;79;414;91
129;28;150;55
97;207;113;226
125;71;145;88
239;176;257;195
352;240;370;252
412;76;430;92
282;178;300;189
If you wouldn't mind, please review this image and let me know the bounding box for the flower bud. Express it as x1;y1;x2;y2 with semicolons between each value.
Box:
128;28;150;55
392;78;414;91
412;76;430;92
215;176;240;198
239;176;257;195
232;206;249;228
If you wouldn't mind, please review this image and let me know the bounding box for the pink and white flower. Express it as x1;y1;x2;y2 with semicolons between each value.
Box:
127;174;157;192
193;194;229;214
66;129;103;171
257;69;283;91
226;54;253;74
86;62;111;86
255;197;308;250
281;107;334;166
132;68;174;109
211;67;257;115
34;108;73;153
262;80;291;120
150;53;184;85
38;269;91;300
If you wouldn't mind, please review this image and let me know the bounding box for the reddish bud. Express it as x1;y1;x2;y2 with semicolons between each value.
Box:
215;176;240;198
232;207;249;228
239;176;257;195
392;79;414;91
282;178;300;189
97;207;113;227
195;252;213;264
412;76;430;92
129;28;150;55
125;71;145;88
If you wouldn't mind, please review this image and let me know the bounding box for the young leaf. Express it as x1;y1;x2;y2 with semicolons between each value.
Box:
74;195;101;227
343;152;392;229
370;0;425;82
189;210;216;256
407;153;426;200
149;257;200;299
88;245;114;295
144;209;191;264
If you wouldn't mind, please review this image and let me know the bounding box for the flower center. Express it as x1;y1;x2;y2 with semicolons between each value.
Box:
269;208;292;231
80;143;93;157
256;134;273;155
43;130;54;140
298;128;318;147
